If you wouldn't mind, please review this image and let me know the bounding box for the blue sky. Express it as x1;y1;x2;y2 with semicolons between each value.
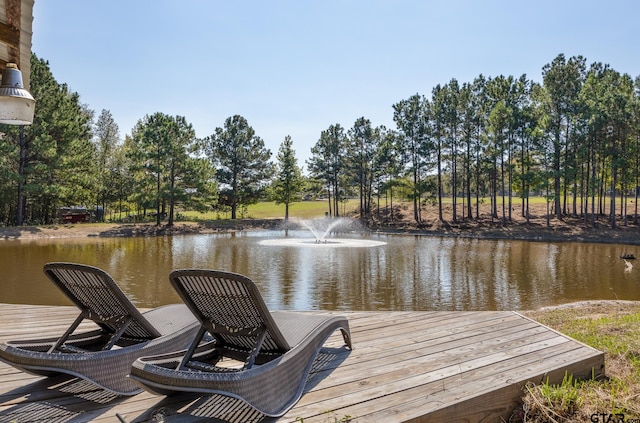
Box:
31;1;640;165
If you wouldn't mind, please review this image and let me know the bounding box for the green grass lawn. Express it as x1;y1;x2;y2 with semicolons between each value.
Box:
178;196;553;222
178;195;617;222
522;305;640;421
180;199;361;221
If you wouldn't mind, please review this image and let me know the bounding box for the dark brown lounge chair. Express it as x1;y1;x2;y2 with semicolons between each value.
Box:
129;269;353;417
0;262;199;395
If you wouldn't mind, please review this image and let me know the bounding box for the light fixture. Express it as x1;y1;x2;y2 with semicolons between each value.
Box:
0;63;35;125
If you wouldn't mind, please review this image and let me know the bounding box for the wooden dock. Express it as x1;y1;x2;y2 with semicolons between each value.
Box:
0;304;604;422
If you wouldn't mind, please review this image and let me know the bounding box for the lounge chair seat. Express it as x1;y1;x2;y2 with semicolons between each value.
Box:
0;262;200;395
129;269;353;417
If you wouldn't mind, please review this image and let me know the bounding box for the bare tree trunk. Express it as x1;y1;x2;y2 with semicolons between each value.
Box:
15;127;26;226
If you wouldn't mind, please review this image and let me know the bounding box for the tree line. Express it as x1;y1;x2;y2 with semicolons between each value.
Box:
309;54;640;229
0;53;638;229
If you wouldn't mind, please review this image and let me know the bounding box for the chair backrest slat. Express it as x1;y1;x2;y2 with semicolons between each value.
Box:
44;262;161;339
170;270;291;353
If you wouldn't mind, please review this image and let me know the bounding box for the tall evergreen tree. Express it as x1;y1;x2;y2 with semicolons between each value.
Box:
540;54;586;220
431;85;448;222
486;75;519;222
204;115;272;219
471;75;490;219
515;79;540;223
164;115;216;226
129;113;172;225
308;124;348;217
393;94;431;223
94;109;120;221
108;139;135;221
458;81;481;220
129;113;209;226
348;117;377;219
442;79;461;221
272;135;303;221
633;76;640;223
374;127;403;221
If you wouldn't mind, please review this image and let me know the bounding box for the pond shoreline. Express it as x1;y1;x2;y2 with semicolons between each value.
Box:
2;216;640;247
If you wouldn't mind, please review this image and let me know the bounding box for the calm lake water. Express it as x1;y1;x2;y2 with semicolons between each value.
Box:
1;230;639;311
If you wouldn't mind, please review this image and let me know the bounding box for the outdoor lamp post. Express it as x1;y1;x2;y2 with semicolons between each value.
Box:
0;62;35;125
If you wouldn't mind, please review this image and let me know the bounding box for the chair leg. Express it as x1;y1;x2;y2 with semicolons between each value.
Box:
242;328;267;370
102;316;133;350
47;312;85;353
341;328;353;350
176;325;208;371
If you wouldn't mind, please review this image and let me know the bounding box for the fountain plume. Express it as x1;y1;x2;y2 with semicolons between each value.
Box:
295;217;356;242
261;217;384;248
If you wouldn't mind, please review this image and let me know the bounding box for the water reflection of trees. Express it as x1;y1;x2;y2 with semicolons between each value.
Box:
3;235;639;310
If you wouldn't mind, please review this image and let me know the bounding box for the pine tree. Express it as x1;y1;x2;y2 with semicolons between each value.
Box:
204;115;272;219
272;135;303;221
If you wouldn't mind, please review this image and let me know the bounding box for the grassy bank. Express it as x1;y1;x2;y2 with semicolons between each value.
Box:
519;302;640;422
179;199;356;221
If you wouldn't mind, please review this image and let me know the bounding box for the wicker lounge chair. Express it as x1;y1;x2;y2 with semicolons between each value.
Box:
129;269;353;417
0;262;200;395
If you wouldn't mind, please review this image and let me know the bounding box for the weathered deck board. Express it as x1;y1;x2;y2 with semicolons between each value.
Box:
0;303;604;422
